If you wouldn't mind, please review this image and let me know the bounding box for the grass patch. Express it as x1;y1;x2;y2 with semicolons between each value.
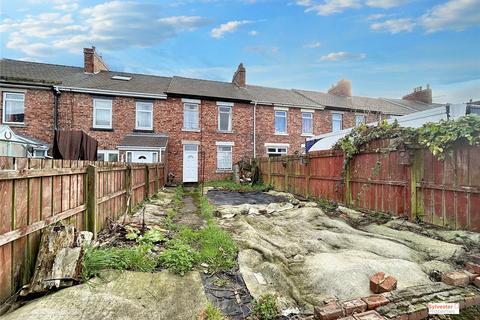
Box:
164;208;177;230
82;244;157;280
173;185;184;208
198;224;237;273
251;294;279;320
198;303;226;320
205;180;269;192
198;190;215;222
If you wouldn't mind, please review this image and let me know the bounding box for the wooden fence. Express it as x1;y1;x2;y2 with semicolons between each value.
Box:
258;140;480;233
0;157;165;303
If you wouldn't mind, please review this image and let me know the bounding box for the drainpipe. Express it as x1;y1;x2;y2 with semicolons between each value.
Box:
253;100;257;159
53;86;61;130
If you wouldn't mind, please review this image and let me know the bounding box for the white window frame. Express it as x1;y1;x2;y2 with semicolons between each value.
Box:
216;142;233;171
2;92;25;124
332;112;343;132
97;150;119;162
93;98;113;129
183;102;200;130
217;104;233;132
274;110;287;134
355;114;366;126
32;149;47;158
135;101;153;130
301;111;314;135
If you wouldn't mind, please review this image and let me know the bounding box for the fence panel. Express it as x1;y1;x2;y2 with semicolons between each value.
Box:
257;141;480;232
0;157;165;303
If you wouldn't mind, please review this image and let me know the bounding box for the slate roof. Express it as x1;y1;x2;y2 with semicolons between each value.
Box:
0;58;439;115
118;133;168;148
166;76;250;101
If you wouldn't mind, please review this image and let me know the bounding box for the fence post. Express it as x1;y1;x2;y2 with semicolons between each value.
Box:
268;158;272;186
125;164;132;214
144;164;150;200
284;158;289;192
410;149;421;221
305;155;310;199
344;161;352;206
86;165;98;237
154;164;159;194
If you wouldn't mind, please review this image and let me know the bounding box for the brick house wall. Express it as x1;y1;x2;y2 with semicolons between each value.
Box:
0;87;55;144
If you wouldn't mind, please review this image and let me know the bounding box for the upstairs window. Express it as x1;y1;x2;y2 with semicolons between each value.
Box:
275;110;287;134
218;105;232;132
217;145;233;171
332;113;343;132
2;92;25;124
355;114;366;126
301;112;313;135
183;103;199;130
136;101;153;130
93;98;112;129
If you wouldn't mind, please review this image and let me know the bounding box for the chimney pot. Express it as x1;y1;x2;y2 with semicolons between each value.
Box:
402;85;432;104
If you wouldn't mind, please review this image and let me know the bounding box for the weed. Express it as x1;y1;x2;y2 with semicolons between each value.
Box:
82;244;157;280
317;198;338;212
199;193;215;222
137;227;166;244
205;180;269;192
164;208;177;230
173;185;184;208
251;294;279;320
198;303;225;320
198;224;237;273
159;240;198;275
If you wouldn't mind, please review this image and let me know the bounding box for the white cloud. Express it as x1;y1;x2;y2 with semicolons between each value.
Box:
303;41;321;48
296;0;409;15
1;1;211;56
420;0;480;33
320;51;366;61
249;30;258;36
210;20;251;38
370;18;415;33
29;0;79;11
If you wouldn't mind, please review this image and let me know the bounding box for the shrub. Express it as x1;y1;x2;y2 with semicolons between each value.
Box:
82;244;157;280
251;294;279;320
159;240;198;275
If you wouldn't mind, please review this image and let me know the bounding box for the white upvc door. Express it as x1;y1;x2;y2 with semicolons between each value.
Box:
183;144;198;182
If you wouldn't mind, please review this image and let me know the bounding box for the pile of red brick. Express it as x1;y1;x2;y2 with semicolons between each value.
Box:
314;296;388;320
441;256;480;288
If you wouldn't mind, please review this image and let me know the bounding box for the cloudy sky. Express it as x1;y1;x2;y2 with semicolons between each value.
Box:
1;0;479;103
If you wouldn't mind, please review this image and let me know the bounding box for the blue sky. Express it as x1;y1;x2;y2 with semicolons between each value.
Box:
1;0;479;103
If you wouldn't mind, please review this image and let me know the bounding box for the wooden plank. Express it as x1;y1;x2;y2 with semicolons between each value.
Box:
0;168;88;180
0;180;13;302
0;205;87;247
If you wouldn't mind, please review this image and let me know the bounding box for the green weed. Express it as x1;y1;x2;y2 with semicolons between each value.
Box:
82;244;157;280
159;240;198;275
199;303;226;320
205;180;269;192
198;224;237;273
251;294;279;320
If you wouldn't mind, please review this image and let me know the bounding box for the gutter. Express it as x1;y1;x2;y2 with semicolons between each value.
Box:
53;86;61;130
55;86;168;99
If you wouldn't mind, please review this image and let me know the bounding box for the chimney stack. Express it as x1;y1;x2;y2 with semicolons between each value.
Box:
83;46;109;74
402;84;432;104
328;79;352;97
232;63;246;88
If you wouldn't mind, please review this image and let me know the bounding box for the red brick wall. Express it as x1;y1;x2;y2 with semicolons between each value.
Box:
0;87;54;144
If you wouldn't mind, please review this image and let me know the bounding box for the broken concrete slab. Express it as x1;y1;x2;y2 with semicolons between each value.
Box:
4;271;208;320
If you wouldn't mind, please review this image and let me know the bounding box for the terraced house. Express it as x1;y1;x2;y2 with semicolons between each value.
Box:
0;47;440;182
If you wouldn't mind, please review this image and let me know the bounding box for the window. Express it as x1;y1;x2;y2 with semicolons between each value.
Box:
355;114;366;126
217;145;232;171
2;92;25;124
218;105;232;131
93;98;112;128
33;149;47;158
332;113;343;132
266;146;288;157
470;106;480;115
183;103;199;130
136;101;153;130
302;112;313;135
97;150;119;162
126;151;132;162
275;110;287;134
